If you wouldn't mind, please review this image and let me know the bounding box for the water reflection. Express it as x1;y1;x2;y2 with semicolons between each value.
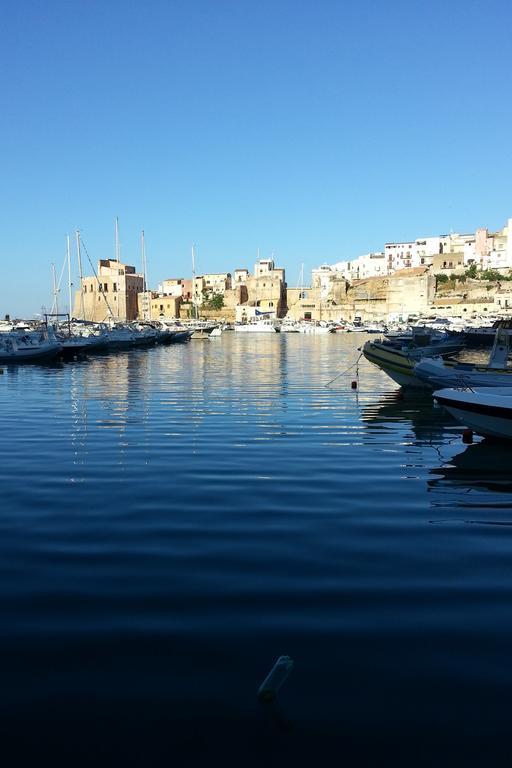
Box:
360;390;459;444
429;440;512;496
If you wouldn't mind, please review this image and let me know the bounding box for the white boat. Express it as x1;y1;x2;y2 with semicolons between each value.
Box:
0;329;62;363
433;387;512;440
280;321;301;333
209;327;222;337
296;321;335;334
105;324;139;348
414;328;512;389
235;319;279;333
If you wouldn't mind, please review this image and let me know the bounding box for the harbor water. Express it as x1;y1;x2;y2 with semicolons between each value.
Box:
1;333;512;766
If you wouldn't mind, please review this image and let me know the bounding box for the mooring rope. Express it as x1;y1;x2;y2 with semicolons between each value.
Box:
324;351;363;387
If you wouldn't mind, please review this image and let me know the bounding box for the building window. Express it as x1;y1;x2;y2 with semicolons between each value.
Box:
113;283;117;292
104;283;108;292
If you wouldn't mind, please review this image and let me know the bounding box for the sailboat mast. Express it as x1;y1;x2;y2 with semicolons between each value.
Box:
75;230;85;320
141;229;149;320
66;234;72;318
191;243;197;320
51;262;59;315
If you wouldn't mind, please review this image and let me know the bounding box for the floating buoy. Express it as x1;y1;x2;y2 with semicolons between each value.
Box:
351;380;358;390
462;428;473;444
257;655;294;702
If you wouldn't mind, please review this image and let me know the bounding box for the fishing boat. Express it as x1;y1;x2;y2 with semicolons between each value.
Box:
433;386;512;441
414;328;512;389
362;329;463;388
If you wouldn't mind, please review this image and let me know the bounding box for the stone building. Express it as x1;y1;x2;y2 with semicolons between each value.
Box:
191;273;232;307
241;258;287;317
73;259;144;322
137;292;182;319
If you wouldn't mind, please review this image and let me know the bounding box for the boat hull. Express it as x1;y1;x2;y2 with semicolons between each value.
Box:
434;388;512;440
415;361;512;390
362;341;430;388
235;324;278;333
0;343;62;363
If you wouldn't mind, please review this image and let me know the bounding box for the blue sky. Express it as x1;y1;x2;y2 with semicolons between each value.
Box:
1;0;511;315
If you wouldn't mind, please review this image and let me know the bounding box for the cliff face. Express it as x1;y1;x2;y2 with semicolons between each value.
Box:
344;269;436;322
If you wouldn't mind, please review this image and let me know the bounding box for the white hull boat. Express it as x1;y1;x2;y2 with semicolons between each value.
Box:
235;320;279;333
0;331;61;363
434;387;512;441
297;322;334;334
414;328;512;389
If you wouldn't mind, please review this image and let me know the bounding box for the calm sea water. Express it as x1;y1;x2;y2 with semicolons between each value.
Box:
1;333;512;766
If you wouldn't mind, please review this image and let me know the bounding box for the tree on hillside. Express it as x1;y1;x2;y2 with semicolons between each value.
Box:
206;293;225;310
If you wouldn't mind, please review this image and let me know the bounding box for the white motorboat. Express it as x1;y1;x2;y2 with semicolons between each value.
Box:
296;321;335;334
0;329;62;363
235;319;279;333
414;328;512;389
105;324;139;348
280;321;301;333
433;387;512;441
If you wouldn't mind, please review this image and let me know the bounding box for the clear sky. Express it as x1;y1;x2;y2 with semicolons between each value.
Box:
1;0;511;316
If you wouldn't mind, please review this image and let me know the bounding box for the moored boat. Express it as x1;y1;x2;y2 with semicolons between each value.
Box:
433;386;512;441
362;331;464;388
0;329;62;363
235;319;279;333
414;328;512;389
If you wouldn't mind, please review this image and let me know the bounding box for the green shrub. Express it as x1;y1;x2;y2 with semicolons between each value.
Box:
435;273;449;284
480;268;504;282
205;293;225;310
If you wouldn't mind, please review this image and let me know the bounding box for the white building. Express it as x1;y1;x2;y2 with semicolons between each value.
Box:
327;252;386;282
158;278;184;297
311;264;342;299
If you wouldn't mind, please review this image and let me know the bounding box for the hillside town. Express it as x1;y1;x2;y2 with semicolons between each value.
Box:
71;216;512;326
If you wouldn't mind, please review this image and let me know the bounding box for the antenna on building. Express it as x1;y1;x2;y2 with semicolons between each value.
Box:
115;216;121;262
